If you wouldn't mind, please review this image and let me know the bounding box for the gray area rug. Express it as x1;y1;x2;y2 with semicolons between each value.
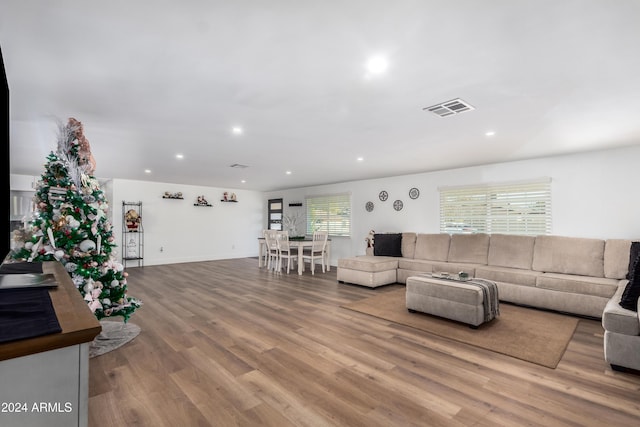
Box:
90;321;141;358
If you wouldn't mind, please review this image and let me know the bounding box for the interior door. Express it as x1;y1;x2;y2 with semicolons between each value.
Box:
267;198;283;230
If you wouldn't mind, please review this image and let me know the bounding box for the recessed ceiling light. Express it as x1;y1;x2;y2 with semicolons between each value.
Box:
286;171;292;175
485;131;496;137
232;126;243;135
357;157;364;162
241;180;246;183
144;169;151;174
176;154;184;159
365;55;389;75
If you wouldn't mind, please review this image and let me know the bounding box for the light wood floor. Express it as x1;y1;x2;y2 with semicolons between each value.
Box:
89;258;640;426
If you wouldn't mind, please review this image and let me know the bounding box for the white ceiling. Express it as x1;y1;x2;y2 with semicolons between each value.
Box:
2;1;640;192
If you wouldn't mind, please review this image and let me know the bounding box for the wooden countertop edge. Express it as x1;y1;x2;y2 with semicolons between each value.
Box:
0;261;102;362
0;327;102;361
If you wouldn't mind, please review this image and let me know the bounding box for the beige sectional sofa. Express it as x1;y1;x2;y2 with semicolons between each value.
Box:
338;232;640;371
338;233;631;318
602;286;640;371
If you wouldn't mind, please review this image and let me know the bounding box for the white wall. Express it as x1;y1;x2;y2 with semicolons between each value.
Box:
112;179;264;266
12;144;640;268
10;174;265;266
265;145;640;265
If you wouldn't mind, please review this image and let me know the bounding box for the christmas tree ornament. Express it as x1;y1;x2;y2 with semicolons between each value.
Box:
55;217;67;230
48;186;67;201
69;218;80;229
79;239;96;253
47;228;56;248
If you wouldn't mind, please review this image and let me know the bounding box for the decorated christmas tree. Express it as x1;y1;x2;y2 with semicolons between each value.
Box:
10;118;141;321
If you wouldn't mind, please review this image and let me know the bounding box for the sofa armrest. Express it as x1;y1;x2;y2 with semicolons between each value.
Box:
602;280;640;336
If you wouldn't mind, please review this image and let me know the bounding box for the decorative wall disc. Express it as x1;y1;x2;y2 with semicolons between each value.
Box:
393;200;404;211
365;201;374;212
379;190;388;202
409;187;420;199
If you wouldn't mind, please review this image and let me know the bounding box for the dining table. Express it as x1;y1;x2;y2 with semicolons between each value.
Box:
257;237;331;275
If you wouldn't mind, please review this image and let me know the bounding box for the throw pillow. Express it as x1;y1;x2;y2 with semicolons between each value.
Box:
620;253;640;311
626;241;640;280
373;233;403;257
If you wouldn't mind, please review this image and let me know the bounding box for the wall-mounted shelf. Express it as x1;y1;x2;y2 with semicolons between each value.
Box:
163;191;183;199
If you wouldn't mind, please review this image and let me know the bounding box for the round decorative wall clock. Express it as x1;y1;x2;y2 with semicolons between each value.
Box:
409;187;420;200
365;201;374;212
379;190;389;202
393;200;404;211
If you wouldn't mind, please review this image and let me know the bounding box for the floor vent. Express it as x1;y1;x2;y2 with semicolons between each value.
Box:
423;98;475;117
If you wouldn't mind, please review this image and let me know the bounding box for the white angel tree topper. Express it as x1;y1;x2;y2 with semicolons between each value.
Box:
10;118;141;321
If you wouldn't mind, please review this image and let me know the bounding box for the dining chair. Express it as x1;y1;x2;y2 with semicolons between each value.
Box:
261;229;271;267
263;230;280;271
276;233;298;274
302;231;328;274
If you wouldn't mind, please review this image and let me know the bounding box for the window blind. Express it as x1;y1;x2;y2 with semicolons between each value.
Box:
306;193;351;236
439;179;551;235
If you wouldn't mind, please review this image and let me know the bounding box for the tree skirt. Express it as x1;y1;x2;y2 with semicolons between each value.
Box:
89;321;141;358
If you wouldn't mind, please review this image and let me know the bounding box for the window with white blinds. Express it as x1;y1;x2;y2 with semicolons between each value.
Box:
439;179;551;235
306;193;351;236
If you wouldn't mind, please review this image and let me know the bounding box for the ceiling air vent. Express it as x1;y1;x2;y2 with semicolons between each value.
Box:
229;163;249;169
423;98;475;117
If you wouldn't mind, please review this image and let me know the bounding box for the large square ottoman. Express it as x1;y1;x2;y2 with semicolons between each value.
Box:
406;275;498;327
337;256;398;288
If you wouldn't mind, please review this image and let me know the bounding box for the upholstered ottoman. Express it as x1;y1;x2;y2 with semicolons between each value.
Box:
337;256;398;288
405;275;499;327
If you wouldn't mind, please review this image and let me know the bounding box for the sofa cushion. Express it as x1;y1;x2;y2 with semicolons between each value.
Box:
475;266;540;287
414;234;450;261
487;234;535;270
603;282;640;335
626;241;640;280
448;233;490;264
402;233;417;259
373;233;402;257
620;255;640;311
532;235;605;277
338;256;399;272
604;239;632;279
398;258;434;273
536;273;618;299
